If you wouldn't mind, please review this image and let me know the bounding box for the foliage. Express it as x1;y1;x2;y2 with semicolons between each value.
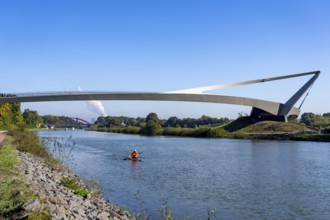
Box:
9;130;50;159
123;126;141;134
0;137;50;219
160;193;173;220
60;177;91;197
300;112;330;128
0;103;11;129
42;115;87;129
290;134;330;142
164;115;231;128
90;112;330;142
92;113;232;138
162;127;182;136
8;129;62;170
44;136;76;167
141;113;162;135
93;114;231;130
22;109;43;128
208;127;230;138
0;102;24;130
134;190;150;220
323;126;330;134
94;116;145;128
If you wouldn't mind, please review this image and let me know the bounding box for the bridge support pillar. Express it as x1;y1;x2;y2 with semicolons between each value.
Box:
250;107;287;122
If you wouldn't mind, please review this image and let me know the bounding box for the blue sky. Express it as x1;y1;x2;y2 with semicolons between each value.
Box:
0;0;329;121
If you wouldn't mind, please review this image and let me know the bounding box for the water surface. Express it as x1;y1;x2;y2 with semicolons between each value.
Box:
38;130;330;219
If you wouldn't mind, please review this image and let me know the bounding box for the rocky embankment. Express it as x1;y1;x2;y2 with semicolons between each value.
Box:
18;151;134;220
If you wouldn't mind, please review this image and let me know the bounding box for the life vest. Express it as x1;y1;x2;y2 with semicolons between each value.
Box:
131;151;138;158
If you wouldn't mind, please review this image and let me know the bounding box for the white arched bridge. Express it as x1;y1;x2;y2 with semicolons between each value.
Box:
0;71;320;122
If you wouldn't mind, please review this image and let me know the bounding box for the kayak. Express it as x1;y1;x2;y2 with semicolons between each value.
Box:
123;157;141;161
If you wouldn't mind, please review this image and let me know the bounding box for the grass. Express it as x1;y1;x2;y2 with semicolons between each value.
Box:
60;177;91;198
1;129;101;219
240;120;311;133
8;129;65;171
0;136;50;219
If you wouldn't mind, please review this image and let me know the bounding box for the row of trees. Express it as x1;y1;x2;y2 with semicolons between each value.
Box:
0;103;86;129
1;99;330;134
93;113;232;135
300;112;330;128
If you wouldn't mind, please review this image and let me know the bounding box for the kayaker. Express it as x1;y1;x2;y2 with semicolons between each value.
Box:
129;149;139;159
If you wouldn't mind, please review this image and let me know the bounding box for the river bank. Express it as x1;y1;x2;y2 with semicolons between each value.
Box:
89;126;330;142
18;150;133;219
0;131;134;219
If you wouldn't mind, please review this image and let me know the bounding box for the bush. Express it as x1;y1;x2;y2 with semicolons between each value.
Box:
322;126;330;134
123;126;141;134
193;127;212;137
208;127;229;138
162;127;182;136
8;129;62;170
8;129;52;160
178;128;195;137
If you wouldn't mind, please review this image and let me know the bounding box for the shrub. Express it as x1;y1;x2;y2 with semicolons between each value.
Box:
208;127;229;138
60;177;91;197
193;127;211;137
8;129;63;170
8;129;52;161
123;126;141;134
162;127;181;136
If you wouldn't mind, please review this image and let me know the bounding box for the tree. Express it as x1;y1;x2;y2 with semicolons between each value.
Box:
146;112;159;123
300;112;314;126
323;113;330;118
312;115;329;127
0;103;11;128
300;112;329;128
143;112;162;135
129;118;138;126
165;116;178;127
22;109;42;128
108;117;121;127
0;102;24;129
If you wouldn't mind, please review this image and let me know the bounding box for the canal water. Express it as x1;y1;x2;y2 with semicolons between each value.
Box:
37;130;330;219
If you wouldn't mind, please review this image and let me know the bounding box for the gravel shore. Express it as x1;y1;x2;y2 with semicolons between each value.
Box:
17;150;135;220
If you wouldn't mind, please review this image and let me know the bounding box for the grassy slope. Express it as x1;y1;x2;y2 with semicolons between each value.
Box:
228;120;330;141
239;121;311;134
0;135;50;219
0;137;33;218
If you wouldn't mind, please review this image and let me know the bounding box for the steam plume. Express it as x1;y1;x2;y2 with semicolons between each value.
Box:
77;86;108;116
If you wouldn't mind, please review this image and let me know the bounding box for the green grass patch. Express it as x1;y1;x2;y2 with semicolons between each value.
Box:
239;121;310;133
0;138;50;219
60;177;91;197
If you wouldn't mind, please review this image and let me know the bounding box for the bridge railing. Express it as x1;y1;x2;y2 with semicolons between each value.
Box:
12;91;150;97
